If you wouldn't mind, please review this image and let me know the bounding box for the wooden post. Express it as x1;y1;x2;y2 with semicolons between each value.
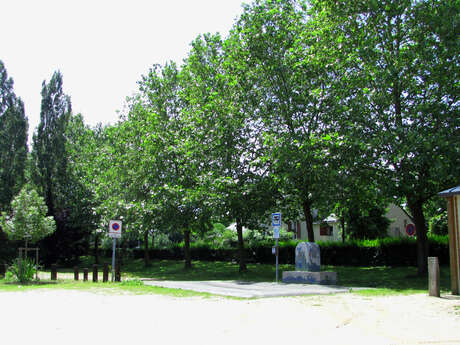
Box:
92;264;98;282
83;268;88;281
74;266;79;281
428;257;440;297
0;263;6;277
51;264;57;280
447;196;460;295
103;263;109;282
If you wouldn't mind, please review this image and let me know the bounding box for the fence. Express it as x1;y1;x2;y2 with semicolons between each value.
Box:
0;263;121;282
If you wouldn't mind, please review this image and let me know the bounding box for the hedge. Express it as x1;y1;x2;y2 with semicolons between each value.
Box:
127;236;450;267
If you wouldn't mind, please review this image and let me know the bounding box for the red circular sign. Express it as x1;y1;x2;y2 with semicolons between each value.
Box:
112;223;120;231
406;224;416;236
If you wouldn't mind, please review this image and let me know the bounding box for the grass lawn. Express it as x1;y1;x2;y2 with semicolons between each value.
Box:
0;258;452;296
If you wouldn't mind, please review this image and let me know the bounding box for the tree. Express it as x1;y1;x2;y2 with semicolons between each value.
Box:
31;71;91;264
0;60;28;212
181;33;277;272
0;184;56;244
311;0;460;273
31;71;70;217
230;0;340;242
64;114;103;262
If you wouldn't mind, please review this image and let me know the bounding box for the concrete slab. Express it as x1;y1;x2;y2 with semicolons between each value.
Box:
142;279;364;298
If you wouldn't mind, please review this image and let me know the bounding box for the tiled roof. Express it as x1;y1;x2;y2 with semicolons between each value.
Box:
438;186;460;197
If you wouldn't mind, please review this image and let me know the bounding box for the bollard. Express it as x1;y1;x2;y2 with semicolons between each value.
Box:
74;266;79;281
0;263;6;278
93;264;98;282
103;263;109;282
51;264;57;280
428;257;440;297
115;263;121;282
83;268;88;281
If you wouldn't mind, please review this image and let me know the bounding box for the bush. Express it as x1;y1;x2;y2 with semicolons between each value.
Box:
8;258;37;283
128;235;449;267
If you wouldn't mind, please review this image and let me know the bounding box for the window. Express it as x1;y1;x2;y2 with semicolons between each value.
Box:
320;225;333;236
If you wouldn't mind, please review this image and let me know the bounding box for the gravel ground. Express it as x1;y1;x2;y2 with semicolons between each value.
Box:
1;289;459;345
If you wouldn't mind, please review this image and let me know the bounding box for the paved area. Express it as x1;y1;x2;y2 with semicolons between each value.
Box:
142;279;364;298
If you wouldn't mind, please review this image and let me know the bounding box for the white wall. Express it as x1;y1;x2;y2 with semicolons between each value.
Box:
385;204;413;238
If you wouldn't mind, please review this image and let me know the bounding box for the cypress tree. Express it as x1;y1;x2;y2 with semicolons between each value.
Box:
0;60;28;212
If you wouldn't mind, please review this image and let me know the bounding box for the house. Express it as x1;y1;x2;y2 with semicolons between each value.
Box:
285;204;414;242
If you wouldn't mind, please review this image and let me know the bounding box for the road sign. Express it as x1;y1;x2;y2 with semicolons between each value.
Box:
109;220;122;238
406;223;416;236
273;226;280;239
272;212;281;227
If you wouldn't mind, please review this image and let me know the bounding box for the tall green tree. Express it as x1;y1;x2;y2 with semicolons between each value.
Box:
64;114;103;262
0;60;28;212
31;72;91;264
231;0;340;242
180;33;278;272
311;0;460;273
31;71;70;216
119;62;215;269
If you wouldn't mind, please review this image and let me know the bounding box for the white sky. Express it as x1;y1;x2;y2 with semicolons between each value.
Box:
1;0;247;143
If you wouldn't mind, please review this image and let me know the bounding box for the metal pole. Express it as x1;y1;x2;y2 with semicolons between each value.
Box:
275;238;279;283
35;248;39;280
111;238;116;282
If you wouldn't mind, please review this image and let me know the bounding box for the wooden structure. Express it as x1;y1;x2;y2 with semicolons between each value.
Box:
438;186;460;295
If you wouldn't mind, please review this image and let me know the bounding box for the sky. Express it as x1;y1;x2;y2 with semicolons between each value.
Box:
1;0;248;143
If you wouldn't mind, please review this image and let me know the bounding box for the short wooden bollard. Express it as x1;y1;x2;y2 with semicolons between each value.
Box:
428;257;440;297
51;264;57;280
83;268;88;281
115;263;121;282
74;266;79;281
103;264;109;282
93;264;98;282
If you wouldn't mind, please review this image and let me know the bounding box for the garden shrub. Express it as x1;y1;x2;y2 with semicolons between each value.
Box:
8;258;36;283
124;235;450;267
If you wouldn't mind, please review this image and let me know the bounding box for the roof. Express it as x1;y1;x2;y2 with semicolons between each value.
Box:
438;185;460;197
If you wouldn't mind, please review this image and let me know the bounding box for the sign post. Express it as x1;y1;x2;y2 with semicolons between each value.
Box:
272;212;281;283
108;220;122;282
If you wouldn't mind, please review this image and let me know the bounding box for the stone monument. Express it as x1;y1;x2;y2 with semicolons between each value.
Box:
282;242;337;284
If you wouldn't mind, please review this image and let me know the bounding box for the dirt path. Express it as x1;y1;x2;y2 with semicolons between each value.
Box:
0;290;459;345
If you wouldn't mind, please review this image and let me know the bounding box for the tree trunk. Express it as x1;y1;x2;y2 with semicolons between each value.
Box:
184;229;192;269
143;230;150;267
407;198;428;275
236;218;247;272
340;212;346;243
302;199;315;242
94;233;99;264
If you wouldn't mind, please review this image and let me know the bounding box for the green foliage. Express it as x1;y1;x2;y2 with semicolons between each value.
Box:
126;235;449;268
31;73;93;265
310;0;460;272
0;184;56;243
430;213;448;236
345;206;391;240
13;0;456;273
0;60;28;212
8;258;37;284
31;71;71;212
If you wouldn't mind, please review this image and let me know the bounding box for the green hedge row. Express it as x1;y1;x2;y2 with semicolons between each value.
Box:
126;236;450;267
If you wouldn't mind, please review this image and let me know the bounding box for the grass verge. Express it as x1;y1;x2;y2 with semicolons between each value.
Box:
0;258;452;297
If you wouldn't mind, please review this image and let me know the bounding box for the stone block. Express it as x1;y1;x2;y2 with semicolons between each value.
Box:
282;271;337;285
295;242;320;272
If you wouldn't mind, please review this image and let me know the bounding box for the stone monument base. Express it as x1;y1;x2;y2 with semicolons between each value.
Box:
282;271;337;285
